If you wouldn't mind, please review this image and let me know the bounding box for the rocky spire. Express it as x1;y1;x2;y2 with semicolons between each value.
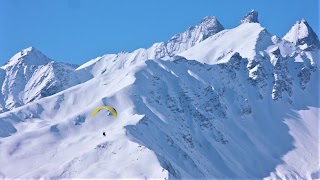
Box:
240;10;259;24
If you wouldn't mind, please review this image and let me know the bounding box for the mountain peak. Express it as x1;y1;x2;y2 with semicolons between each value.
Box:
198;16;224;40
20;46;36;55
153;16;224;59
240;9;259;24
199;16;218;25
17;46;44;57
197;16;224;39
3;47;51;68
283;19;320;51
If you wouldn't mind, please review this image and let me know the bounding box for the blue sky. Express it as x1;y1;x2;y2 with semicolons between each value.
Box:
0;0;319;65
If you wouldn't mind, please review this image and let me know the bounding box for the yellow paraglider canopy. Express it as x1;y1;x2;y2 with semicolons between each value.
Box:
92;106;117;118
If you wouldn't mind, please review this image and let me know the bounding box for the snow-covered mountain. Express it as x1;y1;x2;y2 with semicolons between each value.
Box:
0;47;92;112
283;19;320;51
0;11;319;179
179;22;272;64
0;16;224;112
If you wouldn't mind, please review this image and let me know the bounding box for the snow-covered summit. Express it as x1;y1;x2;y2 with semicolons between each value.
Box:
0;47;91;112
239;9;259;24
283;19;320;51
2;47;51;69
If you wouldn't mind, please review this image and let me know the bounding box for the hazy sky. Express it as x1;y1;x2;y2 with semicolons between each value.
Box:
0;0;319;65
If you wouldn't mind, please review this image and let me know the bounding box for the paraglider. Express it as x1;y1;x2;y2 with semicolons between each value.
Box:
92;106;117;137
92;106;117;118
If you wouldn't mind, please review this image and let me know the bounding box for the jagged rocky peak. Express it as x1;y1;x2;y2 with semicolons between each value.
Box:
240;9;259;24
3;46;51;69
283;19;320;51
197;16;224;38
170;15;224;41
159;16;225;59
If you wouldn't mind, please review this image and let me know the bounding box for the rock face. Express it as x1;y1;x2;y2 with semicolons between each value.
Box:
283;19;320;51
239;9;259;24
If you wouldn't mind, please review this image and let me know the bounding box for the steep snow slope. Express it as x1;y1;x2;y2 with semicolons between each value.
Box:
0;60;168;179
0;47;92;112
0;49;318;179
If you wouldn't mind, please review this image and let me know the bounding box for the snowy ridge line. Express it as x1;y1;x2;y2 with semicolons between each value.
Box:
0;15;225;113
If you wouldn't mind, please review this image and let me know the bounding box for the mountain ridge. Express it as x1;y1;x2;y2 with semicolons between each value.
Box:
0;15;226;112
